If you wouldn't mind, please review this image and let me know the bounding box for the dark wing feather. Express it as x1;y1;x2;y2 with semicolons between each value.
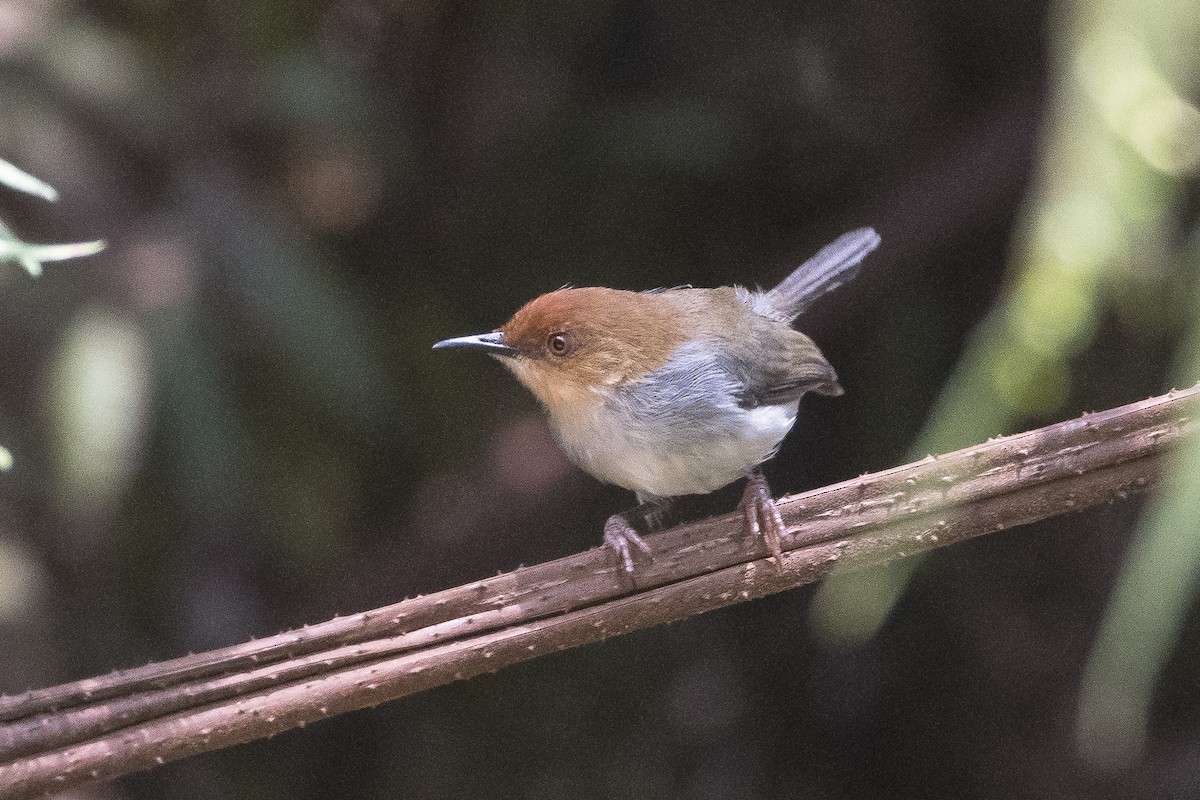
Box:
714;324;841;409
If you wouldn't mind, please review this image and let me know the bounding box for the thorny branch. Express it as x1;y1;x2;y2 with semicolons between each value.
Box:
1;385;1197;798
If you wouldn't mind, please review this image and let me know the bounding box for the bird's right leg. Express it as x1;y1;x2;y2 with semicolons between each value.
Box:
603;497;671;573
740;468;786;573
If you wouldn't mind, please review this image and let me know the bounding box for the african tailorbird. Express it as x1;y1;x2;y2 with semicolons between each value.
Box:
434;227;880;572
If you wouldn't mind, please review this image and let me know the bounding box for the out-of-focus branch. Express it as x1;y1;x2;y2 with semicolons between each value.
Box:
0;157;105;277
0;385;1196;798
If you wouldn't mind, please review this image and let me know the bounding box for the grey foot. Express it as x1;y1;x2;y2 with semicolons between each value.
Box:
740;470;786;572
603;514;652;573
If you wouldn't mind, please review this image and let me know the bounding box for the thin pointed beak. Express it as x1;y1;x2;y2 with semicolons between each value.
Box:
432;331;514;355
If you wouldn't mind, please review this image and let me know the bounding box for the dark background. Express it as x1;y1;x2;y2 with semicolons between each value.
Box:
2;2;1199;798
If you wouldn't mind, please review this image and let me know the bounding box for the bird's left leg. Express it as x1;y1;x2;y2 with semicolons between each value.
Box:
740;468;786;572
603;496;672;573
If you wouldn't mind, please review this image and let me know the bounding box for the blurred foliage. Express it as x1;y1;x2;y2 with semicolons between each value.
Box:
811;0;1200;777
0;1;1198;799
0;156;103;482
0;157;103;276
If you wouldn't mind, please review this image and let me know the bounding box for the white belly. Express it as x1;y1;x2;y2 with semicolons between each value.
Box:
555;400;798;498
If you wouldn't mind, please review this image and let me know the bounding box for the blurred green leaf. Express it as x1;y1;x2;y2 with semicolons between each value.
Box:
49;307;152;521
0;163;105;276
0;230;105;277
0;157;59;201
809;0;1200;647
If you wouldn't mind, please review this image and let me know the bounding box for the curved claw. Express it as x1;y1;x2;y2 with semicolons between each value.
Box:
604;515;652;573
741;470;786;573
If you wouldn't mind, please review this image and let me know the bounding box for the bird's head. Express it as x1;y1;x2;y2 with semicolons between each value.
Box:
434;287;686;417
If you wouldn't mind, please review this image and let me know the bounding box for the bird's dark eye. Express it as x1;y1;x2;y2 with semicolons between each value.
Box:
547;331;574;356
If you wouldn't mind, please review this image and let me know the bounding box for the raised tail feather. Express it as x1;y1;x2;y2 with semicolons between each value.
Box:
766;227;880;321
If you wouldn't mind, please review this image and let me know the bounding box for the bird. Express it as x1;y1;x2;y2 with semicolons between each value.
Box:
434;227;880;573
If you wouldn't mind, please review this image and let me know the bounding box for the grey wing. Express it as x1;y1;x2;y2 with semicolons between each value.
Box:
618;331;838;422
616;340;746;426
722;329;842;409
